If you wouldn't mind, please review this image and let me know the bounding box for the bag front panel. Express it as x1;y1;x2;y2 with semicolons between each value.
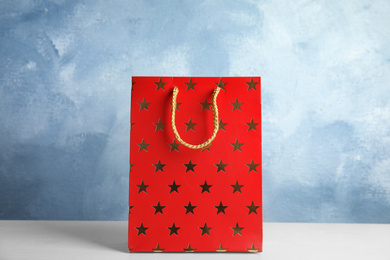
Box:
129;77;262;252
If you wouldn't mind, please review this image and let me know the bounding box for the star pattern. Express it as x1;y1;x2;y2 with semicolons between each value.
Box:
219;119;228;131
215;78;227;90
184;201;197;214
231;98;244;111
184;118;197;131
246;160;260;173
169;102;182;111
137;139;150;152
200;98;212;111
153;160;166;172
201;142;211;152
153;118;166;131
231;139;244;152
199;223;212;236
231;223;244;236
130;77;262;252
154;78;167;91
136;223;149;236
184;159;196;172
185;78;197;91
246;119;259;131
168;139;180;152
245;78;259;91
199;180;212;193
183;244;196;252
215;201;228;214
137;180;149;194
247;244;260;252
215;244;228;252
215;160;228;172
167;223;180;236
153;201;166;214
168;180;181;193
152;244;165;252
138;98;151;111
231;180;244;193
246;202;260;214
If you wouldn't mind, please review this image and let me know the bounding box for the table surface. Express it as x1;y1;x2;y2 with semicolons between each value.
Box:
0;221;389;260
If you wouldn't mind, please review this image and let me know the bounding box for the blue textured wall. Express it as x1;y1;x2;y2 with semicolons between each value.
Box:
1;0;389;222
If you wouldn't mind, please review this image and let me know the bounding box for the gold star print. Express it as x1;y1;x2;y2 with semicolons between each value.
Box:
185;78;197;91
129;164;134;172
246;78;259;91
200;98;212;111
135;223;149;236
184;201;197;214
231;98;244;111
247;244;261;252
137;180;149;193
246;119;259;131
215;201;228;214
202;144;211;152
215;160;228;172
231;139;244;152
215;78;227;90
168;180;181;193
131;81;135;91
152;244;165;252
169;102;182;111
154;78;167;91
199;180;212;193
131;122;135;131
219;119;227;131
184;118;197;131
201;139;211;152
153;118;166;131
152;201;166;215
231;223;244;236
153;160;166;172
128;206;133;214
231;180;244;193
246;201;260;214
199;223;212;236
246;160;260;172
168;139;180;152
215;244;228;252
128;248;133;252
167;222;180;236
183;244;196;252
137;139;150;152
184;159;196;172
138;98;151;111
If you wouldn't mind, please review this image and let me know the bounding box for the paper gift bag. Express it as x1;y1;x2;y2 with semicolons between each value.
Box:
129;77;262;252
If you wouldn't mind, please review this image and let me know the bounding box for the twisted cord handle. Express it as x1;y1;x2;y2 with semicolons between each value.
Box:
171;87;221;149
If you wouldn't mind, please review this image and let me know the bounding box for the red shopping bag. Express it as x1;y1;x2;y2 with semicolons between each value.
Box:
129;77;262;252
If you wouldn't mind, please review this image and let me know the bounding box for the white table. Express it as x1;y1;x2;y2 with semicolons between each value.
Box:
0;221;389;260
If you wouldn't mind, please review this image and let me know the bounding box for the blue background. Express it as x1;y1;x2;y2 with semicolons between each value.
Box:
1;0;389;222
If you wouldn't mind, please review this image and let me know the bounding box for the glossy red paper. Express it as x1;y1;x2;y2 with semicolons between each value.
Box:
129;77;262;252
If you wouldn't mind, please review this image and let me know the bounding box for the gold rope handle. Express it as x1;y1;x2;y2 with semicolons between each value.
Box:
171;86;221;149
